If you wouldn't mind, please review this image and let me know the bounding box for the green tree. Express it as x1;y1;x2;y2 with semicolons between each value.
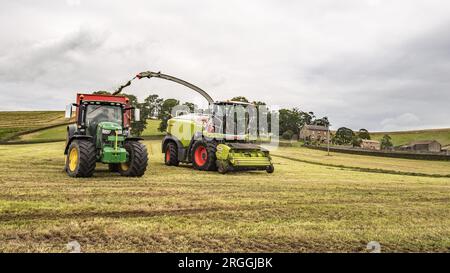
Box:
230;96;249;103
279;108;303;137
312;116;330;127
352;135;362;147
381;134;393;150
279;108;318;138
144;94;163;118
252;101;266;106
333;127;354;145
183;102;195;112
281;130;294;140
158;99;180;132
92;90;111;95
358;128;371;140
304;111;315;124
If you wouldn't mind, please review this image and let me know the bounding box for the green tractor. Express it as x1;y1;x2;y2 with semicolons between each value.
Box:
63;93;148;177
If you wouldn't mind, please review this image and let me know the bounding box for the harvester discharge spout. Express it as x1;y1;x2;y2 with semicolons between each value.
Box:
113;70;214;104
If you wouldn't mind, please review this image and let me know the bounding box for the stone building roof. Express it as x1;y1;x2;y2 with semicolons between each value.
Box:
302;124;328;131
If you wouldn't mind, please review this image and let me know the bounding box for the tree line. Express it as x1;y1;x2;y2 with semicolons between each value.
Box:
92;91;337;142
333;127;393;149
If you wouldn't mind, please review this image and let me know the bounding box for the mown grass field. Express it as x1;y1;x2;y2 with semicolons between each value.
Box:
0;140;449;252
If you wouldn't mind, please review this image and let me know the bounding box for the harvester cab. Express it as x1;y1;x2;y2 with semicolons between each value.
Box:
63;93;148;177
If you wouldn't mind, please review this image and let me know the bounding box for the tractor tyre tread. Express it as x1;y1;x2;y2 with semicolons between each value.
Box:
119;141;148;177
191;140;217;171
66;139;97;178
165;142;179;166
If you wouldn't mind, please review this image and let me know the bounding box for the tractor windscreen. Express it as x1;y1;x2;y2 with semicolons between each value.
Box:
85;104;123;135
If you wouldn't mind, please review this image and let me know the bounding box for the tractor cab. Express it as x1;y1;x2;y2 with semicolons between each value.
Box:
63;93;147;178
85;103;124;137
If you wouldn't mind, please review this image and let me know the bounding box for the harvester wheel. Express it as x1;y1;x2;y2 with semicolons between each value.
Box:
119;141;148;177
165;142;179;166
266;164;275;173
109;164;120;172
65;139;97;177
191;140;217;171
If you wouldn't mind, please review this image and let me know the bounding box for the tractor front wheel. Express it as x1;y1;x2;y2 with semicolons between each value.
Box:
119;141;148;177
165;142;179;166
65;139;97;177
191;140;217;171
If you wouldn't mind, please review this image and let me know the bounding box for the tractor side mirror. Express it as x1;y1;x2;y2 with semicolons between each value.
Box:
134;108;140;122
65;104;73;119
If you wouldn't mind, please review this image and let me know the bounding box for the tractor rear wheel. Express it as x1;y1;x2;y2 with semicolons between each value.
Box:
165;142;179;166
191;140;217;171
65;139;97;177
119;141;148;177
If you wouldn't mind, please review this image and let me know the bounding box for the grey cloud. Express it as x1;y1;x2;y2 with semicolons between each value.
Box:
0;28;107;84
303;22;450;130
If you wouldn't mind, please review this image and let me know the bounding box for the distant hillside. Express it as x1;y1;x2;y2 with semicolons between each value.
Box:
371;128;450;146
0;111;164;142
0;111;66;141
15;119;163;142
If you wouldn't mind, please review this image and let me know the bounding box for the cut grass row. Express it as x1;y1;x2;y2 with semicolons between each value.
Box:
270;146;450;176
0;140;449;252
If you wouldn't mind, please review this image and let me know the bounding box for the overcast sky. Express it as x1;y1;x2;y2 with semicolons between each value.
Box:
0;0;449;131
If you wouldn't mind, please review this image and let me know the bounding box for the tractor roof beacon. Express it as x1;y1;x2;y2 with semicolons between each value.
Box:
63;93;148;178
115;70;274;174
